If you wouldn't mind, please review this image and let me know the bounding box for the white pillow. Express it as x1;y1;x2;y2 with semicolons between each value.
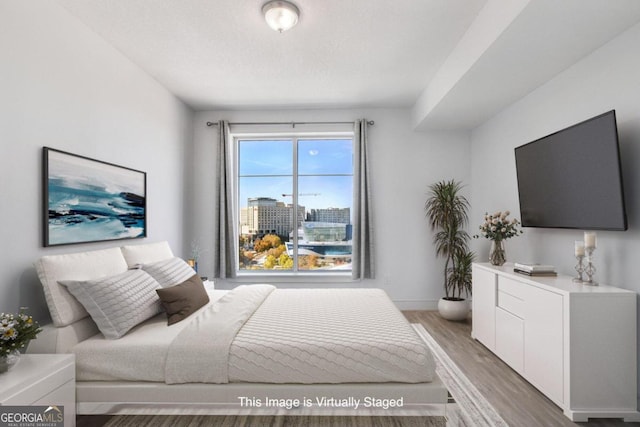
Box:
142;257;196;288
59;269;162;339
34;247;129;327
121;241;174;268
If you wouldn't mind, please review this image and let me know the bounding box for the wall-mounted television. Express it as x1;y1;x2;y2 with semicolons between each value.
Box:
514;110;627;231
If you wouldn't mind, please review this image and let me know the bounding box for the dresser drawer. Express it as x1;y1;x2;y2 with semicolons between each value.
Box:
497;290;524;318
498;275;529;298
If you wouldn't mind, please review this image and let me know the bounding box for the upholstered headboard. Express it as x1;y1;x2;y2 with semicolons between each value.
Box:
29;241;174;354
120;241;175;267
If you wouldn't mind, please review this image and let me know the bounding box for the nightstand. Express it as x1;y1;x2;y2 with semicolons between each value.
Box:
0;354;75;427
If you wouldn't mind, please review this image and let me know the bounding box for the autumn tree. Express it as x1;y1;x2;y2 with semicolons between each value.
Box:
253;238;265;252
263;234;282;248
298;254;318;269
278;253;293;269
264;254;277;269
254;234;282;252
267;244;286;259
239;235;250;248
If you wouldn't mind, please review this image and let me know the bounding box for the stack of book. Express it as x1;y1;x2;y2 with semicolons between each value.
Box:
513;263;557;276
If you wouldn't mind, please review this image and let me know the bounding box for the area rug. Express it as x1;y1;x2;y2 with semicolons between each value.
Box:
412;324;508;427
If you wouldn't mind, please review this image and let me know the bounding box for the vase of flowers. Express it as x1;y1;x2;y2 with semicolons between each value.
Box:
476;211;523;266
0;308;42;373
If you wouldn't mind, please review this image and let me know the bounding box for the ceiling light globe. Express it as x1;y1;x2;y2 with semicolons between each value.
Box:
262;1;300;33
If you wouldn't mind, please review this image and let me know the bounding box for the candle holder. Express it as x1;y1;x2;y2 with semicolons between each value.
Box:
584;247;598;285
573;255;585;283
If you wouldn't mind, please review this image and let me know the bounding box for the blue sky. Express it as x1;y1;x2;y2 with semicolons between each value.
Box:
238;139;353;212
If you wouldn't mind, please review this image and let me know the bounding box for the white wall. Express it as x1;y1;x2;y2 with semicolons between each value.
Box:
190;108;471;309
470;21;640;398
0;2;193;322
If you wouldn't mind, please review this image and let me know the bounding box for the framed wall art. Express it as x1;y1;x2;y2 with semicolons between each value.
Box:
43;147;147;247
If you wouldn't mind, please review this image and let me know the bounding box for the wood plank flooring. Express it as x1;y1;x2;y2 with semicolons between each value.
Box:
404;311;636;427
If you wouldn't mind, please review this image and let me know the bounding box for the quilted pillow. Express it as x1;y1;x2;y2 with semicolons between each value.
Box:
59;269;162;339
156;275;210;325
142;257;196;288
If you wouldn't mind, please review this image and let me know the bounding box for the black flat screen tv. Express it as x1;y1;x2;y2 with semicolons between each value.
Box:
514;110;627;230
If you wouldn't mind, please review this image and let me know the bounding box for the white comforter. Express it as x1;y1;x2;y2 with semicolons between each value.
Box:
165;284;275;384
73;286;436;384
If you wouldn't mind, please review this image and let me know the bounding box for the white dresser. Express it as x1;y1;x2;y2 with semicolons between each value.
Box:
0;354;75;426
472;262;639;422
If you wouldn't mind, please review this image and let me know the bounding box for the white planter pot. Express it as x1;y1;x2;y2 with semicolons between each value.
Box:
438;297;470;321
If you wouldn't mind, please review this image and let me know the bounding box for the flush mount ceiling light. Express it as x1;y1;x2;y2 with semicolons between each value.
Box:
262;0;300;33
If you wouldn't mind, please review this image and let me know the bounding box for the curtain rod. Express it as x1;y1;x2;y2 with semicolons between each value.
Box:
206;120;374;127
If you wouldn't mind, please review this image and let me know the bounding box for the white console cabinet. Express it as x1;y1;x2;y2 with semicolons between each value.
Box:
472;262;639;422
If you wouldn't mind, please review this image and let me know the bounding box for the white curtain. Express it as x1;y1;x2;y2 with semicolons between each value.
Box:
214;120;235;278
352;119;375;279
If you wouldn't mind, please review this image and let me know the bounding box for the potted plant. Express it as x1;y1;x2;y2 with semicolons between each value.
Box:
425;180;474;321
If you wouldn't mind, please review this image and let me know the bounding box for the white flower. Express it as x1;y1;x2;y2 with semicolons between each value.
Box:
491;226;497;231
2;328;17;341
1;320;15;329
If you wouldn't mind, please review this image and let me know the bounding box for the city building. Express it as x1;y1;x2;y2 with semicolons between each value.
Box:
240;197;305;238
307;208;351;224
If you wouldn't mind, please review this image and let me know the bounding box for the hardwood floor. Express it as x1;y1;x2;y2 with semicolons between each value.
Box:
404;310;636;427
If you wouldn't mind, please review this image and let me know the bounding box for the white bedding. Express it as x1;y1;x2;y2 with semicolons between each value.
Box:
73;287;435;384
72;290;228;382
165;284;275;384
229;288;435;384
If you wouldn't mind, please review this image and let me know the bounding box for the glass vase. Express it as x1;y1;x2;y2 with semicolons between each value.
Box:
0;350;20;373
489;240;506;266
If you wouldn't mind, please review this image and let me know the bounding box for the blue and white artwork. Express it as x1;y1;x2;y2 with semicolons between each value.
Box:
44;148;146;246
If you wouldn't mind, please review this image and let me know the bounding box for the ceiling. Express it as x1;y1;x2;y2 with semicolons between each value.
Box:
57;0;485;110
57;0;640;129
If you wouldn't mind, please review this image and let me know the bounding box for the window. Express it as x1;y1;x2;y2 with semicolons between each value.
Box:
236;135;354;274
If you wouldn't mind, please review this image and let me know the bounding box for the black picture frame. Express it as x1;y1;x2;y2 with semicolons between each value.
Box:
43;147;147;247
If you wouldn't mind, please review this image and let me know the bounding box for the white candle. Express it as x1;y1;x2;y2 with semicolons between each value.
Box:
575;241;585;256
584;232;597;249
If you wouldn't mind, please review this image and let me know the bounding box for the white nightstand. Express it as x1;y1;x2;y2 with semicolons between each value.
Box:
0;354;75;427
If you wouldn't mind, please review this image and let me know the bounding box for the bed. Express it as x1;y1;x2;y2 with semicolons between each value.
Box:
29;241;448;416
